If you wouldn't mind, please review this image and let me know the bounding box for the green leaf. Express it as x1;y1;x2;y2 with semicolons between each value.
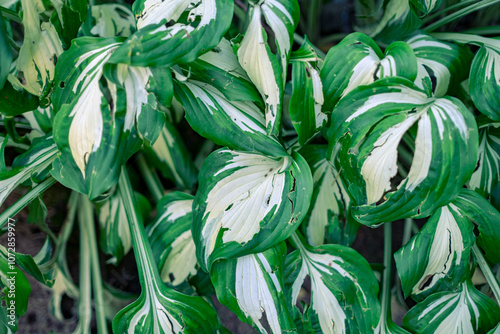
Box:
147;192;198;286
177;38;262;103
174;78;287;157
402;280;500;333
0;256;31;328
108;0;233;68
321;33;418;112
299;145;359;247
469;38;500;121
468;124;500;197
394;205;474;301
284;234;380;334
113;168;220;333
410;0;442;15
0;78;40;116
406;32;473;97
236;0;299;135
211;244;297;333
83;4;135;38
193;148;312;272
50;1;86;50
452;188;500;263
0;13;12;90
328;78;478;225
144;119;198;190
0;135;58;207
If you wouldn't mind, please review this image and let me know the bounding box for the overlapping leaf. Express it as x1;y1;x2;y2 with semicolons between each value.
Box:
299;145;359;247
410;0;442;15
469;124;500;197
328;78;478;225
192;148;312;271
402;280;500;333
108;0;233;68
211;244;297;334
395;205;474;301
284;234;380;334
85;4;135;38
321;33;417;111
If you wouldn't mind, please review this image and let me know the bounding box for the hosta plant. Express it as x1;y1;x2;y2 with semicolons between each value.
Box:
1;0;500;333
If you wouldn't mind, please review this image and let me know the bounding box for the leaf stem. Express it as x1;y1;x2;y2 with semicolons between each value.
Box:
380;222;392;320
472;244;500;305
80;195;108;334
0;7;21;24
0;177;56;228
136;154;164;202
424;0;500;32
422;0;477;24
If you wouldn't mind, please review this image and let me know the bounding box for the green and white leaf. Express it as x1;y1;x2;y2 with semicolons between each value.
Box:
468;124;500;196
406;32;473;97
328;77;478;225
402;280;500;333
211;244;297;334
88;4;135;38
321;33;417;112
410;0;442;15
192;148;312;272
17;0;63;96
284;234;380;334
145;119;198;190
300;145;359;247
0;135;58;207
394;205;474;301
174;78;287;157
147;192;198;286
452;188;500;263
108;0;233;68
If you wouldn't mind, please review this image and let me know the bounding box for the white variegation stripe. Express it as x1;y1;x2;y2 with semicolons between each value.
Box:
368;0;412;37
238;5;280;131
484;47;500;81
149;199;193;236
342;47;380;99
201;151;287;264
412;206;464;295
431;98;468;140
198;38;248;78
406;112;432;191
161;230;197;286
150;126;184;186
137;0;192;29
414;58;450;97
309;64;328;129
469;131;500;193
376;55;397;79
235;254;281;334
406;34;453;51
362;112;421;204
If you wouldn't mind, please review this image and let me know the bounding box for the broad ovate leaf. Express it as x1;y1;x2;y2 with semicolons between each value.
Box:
284;234;380;334
174;78;287;157
452;188;500;263
406;32;473;97
328;78;478;225
17;0;63;96
402;280;500;333
88;4;135;38
321;33;417;111
395;205;474;301
147;192;198;286
300;145;359;247
468;124;500;197
108;0;233;67
193;148;312;272
211;244;297;334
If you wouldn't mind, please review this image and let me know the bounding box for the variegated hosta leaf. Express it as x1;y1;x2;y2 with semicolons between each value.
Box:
113;168;220;334
192;148;312;272
290;46;327;145
174;79;287;157
406;32;473;97
178;38;261;103
211;244;297;334
328;78;478;225
358;0;421;44
236;0;299;134
88;4;135;38
0;76;40;116
469;124;500;197
321;33;417;112
108;0;233;68
145;120;198;190
394;205;474;301
284;235;380;334
402;280;500;333
452;188;500;263
23;105;53;136
17;0;63;96
410;0;442;15
0;135;58;206
469;39;500;121
147;192;198;286
488;323;500;334
299;145;359;247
